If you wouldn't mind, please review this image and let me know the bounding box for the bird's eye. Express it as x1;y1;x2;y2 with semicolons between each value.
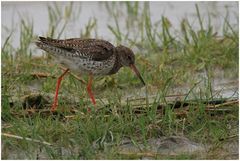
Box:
127;55;131;60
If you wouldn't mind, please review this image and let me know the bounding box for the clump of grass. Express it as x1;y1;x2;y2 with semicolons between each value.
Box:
80;18;97;38
47;2;80;38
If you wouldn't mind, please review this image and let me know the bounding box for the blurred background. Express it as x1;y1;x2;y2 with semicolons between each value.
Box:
2;2;238;50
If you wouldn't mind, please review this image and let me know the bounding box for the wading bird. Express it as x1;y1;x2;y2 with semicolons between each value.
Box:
36;36;145;111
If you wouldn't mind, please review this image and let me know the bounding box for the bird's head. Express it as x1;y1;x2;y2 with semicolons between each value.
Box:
116;45;145;86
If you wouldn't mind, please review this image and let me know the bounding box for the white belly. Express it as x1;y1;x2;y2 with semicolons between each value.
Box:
56;54;116;76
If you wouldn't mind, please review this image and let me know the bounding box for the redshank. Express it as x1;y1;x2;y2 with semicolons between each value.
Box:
36;36;145;111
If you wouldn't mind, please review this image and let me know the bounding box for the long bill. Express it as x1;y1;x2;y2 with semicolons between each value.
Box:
130;64;146;86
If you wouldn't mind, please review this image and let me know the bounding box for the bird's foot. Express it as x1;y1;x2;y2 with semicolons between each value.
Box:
50;103;57;112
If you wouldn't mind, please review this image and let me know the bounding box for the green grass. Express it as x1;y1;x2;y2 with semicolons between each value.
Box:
1;2;239;159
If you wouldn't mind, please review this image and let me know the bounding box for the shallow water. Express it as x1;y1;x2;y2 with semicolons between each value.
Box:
1;1;238;49
2;134;238;159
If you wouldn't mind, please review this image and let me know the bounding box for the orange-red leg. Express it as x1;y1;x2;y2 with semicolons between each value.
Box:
51;68;70;112
87;74;96;106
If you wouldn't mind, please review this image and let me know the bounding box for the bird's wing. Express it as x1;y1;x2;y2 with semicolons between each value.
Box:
37;37;115;61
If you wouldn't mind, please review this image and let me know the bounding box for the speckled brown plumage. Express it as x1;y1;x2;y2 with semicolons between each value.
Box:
37;37;115;61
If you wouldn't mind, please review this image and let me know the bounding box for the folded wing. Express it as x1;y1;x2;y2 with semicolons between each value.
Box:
36;36;115;61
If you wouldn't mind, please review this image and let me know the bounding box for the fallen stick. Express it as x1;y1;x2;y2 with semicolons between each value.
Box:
58;66;86;84
206;100;238;108
118;151;158;157
30;72;54;78
2;133;52;146
30;62;86;84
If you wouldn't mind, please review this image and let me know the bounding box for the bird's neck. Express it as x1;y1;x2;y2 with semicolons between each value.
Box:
108;51;123;75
